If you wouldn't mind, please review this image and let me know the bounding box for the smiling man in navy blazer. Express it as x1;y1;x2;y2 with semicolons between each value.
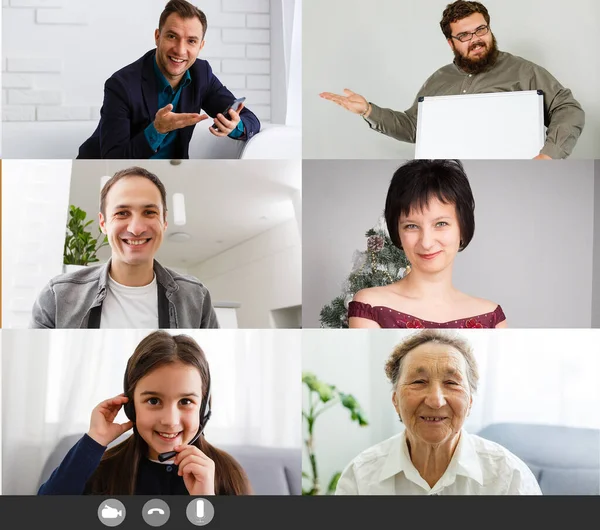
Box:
78;0;260;159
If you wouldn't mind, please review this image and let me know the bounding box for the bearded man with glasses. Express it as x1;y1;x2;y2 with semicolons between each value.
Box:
320;0;584;160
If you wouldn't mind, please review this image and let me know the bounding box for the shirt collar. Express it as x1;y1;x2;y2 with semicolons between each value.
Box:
378;429;484;489
153;55;191;94
97;258;178;297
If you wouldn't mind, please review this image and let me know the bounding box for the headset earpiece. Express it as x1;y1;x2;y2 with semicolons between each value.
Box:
198;375;212;432
123;371;135;423
124;399;135;423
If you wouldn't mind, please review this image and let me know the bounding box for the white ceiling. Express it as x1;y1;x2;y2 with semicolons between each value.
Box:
69;159;301;268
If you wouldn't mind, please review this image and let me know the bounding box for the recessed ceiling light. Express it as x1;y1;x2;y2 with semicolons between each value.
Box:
168;232;191;242
100;175;111;191
172;193;186;225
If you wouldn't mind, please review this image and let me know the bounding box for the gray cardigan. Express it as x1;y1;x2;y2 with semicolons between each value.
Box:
30;259;219;329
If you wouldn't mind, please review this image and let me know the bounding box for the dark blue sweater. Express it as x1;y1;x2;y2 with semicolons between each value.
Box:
38;434;189;495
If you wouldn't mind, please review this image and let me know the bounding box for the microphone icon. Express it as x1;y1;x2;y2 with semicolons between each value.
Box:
196;499;204;519
186;497;214;525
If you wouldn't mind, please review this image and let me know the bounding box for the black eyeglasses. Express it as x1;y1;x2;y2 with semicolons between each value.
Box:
451;24;490;43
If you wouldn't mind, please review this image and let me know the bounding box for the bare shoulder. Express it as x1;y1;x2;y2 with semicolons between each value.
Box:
353;285;397;306
461;293;501;315
457;293;498;316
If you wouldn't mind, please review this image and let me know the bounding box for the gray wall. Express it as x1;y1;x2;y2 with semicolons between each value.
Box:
303;0;600;159
303;160;595;328
593;161;600;327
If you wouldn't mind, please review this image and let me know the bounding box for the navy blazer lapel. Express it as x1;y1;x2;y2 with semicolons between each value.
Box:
141;50;159;121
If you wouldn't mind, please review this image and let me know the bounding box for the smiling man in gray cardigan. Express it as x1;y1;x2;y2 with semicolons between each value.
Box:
30;166;219;329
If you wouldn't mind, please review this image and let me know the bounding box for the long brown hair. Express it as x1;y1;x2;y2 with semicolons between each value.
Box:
87;331;251;495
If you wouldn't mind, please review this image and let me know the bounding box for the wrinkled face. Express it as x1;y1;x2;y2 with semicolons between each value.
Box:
154;13;205;85
99;176;167;269
392;342;472;446
447;13;498;74
398;197;461;274
133;361;203;460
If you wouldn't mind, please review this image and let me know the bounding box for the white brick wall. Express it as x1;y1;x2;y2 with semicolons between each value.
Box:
2;73;34;88
247;14;270;28
37;105;91;120
222;28;269;43
2;0;272;123
7;57;62;73
223;59;270;74
10;0;63;6
223;0;269;13
247;45;270;59
36;8;87;24
3;105;36;121
218;74;246;90
247;75;270;90
8;89;62;105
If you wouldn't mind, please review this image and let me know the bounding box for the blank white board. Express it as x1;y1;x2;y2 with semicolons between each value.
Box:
415;90;545;159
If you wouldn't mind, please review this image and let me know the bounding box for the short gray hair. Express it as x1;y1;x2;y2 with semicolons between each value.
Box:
385;329;479;393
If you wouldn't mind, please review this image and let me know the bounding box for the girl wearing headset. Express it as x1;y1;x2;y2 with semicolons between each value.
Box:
39;331;250;495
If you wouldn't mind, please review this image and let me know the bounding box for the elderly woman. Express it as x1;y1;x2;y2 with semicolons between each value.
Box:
349;159;506;328
335;330;541;495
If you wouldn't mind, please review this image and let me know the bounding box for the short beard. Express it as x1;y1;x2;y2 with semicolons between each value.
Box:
453;33;499;75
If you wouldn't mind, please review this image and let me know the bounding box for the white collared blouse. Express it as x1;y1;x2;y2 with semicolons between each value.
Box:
335;429;542;495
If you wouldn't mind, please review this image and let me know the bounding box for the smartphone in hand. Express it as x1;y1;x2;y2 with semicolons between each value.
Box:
212;97;246;130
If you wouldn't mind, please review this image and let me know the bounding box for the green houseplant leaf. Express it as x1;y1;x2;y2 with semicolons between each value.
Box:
302;371;368;495
63;205;109;266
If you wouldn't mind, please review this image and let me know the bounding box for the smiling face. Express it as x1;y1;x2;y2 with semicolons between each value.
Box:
155;13;205;87
99;176;167;270
447;13;498;74
133;361;203;460
398;197;461;274
392;342;472;447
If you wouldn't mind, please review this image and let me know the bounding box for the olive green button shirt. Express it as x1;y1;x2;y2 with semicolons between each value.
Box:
364;51;585;159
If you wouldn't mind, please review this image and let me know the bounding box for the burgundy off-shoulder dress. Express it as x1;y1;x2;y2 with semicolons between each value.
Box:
347;301;506;329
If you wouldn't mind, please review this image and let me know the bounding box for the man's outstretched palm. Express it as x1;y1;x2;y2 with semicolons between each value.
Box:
319;89;370;116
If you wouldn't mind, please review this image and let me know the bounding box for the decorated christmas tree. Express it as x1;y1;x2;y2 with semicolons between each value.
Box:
319;216;410;328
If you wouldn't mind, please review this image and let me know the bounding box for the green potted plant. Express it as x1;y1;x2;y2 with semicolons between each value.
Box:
63;205;109;272
302;372;368;495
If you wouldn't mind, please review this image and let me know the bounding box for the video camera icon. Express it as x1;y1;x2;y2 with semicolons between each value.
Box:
98;499;126;527
102;505;123;519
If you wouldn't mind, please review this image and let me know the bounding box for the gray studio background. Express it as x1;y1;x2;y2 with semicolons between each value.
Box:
303;159;600;328
303;0;600;159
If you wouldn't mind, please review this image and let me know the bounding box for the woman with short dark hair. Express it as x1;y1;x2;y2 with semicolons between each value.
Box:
348;159;506;329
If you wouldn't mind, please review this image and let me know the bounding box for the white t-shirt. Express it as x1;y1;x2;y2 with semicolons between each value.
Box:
335;429;542;495
100;273;159;329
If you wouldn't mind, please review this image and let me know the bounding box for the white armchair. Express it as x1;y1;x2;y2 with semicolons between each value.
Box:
240;124;301;159
3;121;301;159
188;122;301;159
